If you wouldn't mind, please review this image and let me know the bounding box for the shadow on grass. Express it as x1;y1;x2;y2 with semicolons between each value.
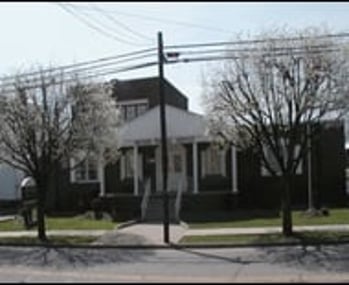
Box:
0;245;155;269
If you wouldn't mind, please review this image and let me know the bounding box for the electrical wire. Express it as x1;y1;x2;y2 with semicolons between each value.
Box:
0;48;157;82
90;3;154;43
3;29;347;83
68;3;236;36
1;28;348;90
57;3;150;47
164;32;349;50
164;43;338;57
0;61;158;94
0;52;157;88
165;47;341;65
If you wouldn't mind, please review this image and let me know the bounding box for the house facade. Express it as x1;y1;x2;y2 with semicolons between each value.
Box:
47;77;347;220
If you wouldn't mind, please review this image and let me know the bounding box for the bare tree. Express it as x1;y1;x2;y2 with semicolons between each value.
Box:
203;27;349;236
0;69;121;241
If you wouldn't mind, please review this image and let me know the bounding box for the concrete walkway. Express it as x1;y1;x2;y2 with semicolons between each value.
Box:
93;222;188;246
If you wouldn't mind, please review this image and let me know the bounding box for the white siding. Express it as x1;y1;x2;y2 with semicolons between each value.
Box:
119;105;210;146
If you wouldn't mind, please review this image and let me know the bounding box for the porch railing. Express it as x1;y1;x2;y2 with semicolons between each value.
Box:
175;176;185;222
141;178;151;221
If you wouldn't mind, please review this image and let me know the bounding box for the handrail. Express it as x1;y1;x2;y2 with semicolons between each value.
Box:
141;178;151;221
175;176;184;222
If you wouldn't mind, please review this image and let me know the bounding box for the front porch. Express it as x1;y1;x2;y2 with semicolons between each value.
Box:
103;141;239;196
95;104;240;221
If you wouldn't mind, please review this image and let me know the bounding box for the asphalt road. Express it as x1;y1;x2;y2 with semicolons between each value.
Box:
0;244;349;282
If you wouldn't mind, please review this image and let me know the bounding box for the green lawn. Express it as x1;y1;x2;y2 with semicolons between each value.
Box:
185;208;349;229
180;231;349;245
0;213;117;231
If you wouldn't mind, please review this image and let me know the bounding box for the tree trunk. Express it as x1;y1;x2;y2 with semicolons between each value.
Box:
36;181;47;242
281;175;293;236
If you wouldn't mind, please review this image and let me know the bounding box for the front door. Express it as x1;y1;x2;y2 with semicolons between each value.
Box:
168;145;186;192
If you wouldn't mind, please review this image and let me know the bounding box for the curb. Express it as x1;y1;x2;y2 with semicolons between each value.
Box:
0;239;348;250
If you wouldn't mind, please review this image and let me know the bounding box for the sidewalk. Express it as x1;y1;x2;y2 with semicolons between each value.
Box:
0;222;349;245
0;230;108;238
185;224;349;236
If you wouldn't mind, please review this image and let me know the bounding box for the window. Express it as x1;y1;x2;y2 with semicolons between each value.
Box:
126;105;136;121
73;157;99;182
201;147;226;177
261;144;302;176
118;100;149;122
137;103;147;116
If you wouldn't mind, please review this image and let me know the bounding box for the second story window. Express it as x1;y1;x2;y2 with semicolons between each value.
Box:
119;100;149;122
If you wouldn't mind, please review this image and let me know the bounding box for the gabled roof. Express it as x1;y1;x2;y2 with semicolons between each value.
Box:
119;104;211;146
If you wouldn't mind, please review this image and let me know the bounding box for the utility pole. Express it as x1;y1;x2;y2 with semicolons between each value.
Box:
158;31;170;243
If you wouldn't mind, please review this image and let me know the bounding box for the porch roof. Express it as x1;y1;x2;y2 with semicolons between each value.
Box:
119;105;212;146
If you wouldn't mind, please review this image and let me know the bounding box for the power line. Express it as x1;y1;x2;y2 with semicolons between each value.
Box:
165;47;341;65
0;52;157;89
165;43;338;57
1;31;347;89
0;61;158;94
164;32;349;50
2;30;347;83
0;42;340;87
0;48;157;82
57;3;150;47
67;2;145;44
90;3;154;43
6;45;336;89
69;3;236;36
0;52;157;88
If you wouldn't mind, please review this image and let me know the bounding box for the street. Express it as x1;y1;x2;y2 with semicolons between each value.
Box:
0;244;348;282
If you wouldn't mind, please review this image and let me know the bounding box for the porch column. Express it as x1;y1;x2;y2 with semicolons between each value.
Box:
231;145;238;193
133;145;139;196
98;154;105;197
193;141;199;194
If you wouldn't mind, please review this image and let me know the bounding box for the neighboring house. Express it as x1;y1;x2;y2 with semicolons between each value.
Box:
47;76;346;220
0;163;24;212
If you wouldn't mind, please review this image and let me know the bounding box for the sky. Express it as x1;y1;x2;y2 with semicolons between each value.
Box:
0;2;349;114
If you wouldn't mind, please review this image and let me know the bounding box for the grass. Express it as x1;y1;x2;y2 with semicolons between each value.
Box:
0;235;97;245
179;231;349;245
0;212;117;231
185;208;349;229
